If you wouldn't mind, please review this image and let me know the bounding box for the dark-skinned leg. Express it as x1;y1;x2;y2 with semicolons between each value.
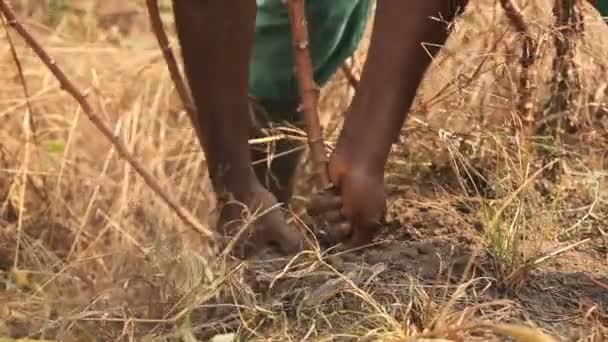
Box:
172;0;305;257
251;140;303;207
316;0;470;249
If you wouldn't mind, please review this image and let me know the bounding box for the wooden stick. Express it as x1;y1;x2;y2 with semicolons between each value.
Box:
285;0;331;189
144;0;196;119
0;0;217;242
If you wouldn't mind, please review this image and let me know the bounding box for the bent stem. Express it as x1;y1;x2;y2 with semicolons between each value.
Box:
145;0;196;119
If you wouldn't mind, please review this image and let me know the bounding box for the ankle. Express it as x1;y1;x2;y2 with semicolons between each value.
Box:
211;167;260;201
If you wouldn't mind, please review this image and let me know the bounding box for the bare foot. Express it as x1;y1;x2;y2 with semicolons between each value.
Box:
218;184;306;258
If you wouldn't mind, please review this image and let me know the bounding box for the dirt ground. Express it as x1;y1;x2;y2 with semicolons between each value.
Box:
0;0;607;341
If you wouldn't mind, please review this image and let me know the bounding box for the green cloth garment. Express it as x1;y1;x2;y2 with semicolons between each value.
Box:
249;0;372;112
597;0;608;20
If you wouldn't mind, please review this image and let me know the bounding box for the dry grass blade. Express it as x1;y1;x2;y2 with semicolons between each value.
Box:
490;159;559;227
341;63;360;90
480;322;558;342
1;14;37;138
392;319;558;341
586;275;608;291
0;0;217;242
503;238;591;287
0;338;57;342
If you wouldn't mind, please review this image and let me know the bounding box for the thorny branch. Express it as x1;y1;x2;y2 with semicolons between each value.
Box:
1;15;38;138
540;0;585;136
499;0;538;128
0;1;218;244
285;0;331;189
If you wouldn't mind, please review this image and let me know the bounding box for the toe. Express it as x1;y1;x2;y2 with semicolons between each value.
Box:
323;221;352;246
308;188;342;216
260;208;306;255
341;224;379;251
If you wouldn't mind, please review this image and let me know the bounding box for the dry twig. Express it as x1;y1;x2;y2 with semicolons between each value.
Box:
145;0;196;119
1;15;38;138
1;14;50;206
0;1;218;244
341;63;360;90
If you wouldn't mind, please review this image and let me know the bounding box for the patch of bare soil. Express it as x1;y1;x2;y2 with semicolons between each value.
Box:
157;163;607;341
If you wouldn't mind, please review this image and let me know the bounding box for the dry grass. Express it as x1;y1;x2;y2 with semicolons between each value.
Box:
0;0;607;341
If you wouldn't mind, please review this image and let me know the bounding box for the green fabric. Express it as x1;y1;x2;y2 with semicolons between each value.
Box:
597;0;608;20
249;0;371;111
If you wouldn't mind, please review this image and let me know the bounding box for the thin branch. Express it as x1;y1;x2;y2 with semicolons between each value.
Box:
1;14;50;202
0;0;218;243
1;15;38;138
341;64;359;91
145;0;196;119
285;0;331;189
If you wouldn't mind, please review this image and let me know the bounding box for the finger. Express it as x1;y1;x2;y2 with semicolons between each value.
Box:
308;195;341;215
324;221;352;244
308;191;342;216
323;210;344;224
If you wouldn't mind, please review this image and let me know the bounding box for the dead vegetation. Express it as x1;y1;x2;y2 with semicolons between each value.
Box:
0;0;607;341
